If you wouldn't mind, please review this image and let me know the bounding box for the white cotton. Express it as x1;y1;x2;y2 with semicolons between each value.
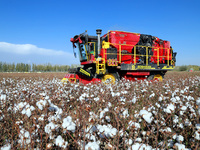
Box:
18;129;31;145
175;96;180;101
21;104;35;117
18;102;27;110
181;106;187;111
55;135;68;148
164;103;175;113
36;100;47;110
174;143;187;150
85;142;100;150
45;122;57;134
194;124;200;140
173;134;177;140
38;114;45;121
105;116;111;122
132;97;136;103
0;94;6;100
139;110;153;123
142;131;146;136
173;115;179;124
94;97;99;101
1;143;11;150
178;123;184;129
122;109;129;118
21;108;31;117
176;135;184;142
160;127;172;133
62;116;76;132
128;121;140;130
100;108;109;119
158;96;163;101
155;102;160;108
135;138;142;142
149;93;155;98
127;139;133;145
128;143;152;150
107;102;112;107
96;124;117;138
180;111;184;115
194;131;200;140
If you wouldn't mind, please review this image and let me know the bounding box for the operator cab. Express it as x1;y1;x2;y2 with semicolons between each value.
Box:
71;32;98;62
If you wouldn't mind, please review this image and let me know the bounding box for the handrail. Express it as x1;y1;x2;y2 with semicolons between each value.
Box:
107;43;172;66
119;45;121;63
157;47;159;66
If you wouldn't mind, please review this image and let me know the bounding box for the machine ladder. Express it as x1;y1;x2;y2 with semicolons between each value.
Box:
96;58;106;74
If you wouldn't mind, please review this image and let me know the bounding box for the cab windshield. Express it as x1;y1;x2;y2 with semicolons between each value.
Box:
75;42;96;62
77;43;87;61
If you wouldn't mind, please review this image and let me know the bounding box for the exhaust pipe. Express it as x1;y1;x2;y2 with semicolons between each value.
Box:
96;29;102;57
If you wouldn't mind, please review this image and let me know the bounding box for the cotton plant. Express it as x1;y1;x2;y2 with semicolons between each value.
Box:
0;72;200;149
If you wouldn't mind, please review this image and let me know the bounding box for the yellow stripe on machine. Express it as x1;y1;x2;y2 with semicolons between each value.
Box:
162;66;174;69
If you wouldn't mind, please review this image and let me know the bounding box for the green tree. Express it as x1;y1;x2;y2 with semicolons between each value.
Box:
2;62;8;72
179;65;188;71
0;62;2;72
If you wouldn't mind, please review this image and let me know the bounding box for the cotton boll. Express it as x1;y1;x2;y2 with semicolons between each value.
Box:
62;116;76;132
194;124;200;140
96;124;118;138
128;143;152;150
175;96;181;101
158;96;163;101
173;115;179;124
55;135;68;148
0;94;6;101
164;103;175;114
85;142;100;150
174;143;187;150
176;135;184;143
36;100;47;110
178;123;184;129
18;129;31;145
122;109;129;118
149;93;155;98
105;116;110;122
132;97;137;103
135;138;142;142
194;131;200;140
139;110;153;123
1;143;11;150
128;121;140;130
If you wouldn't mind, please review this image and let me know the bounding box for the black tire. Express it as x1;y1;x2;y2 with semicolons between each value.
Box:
147;75;154;80
112;72;120;81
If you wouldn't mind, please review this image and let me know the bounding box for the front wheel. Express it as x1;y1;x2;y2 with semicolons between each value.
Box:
101;73;119;84
147;74;163;81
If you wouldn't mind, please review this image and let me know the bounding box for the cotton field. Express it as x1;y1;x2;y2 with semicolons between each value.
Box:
0;72;200;150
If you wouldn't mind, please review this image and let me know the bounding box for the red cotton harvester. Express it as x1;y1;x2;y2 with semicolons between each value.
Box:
62;29;177;84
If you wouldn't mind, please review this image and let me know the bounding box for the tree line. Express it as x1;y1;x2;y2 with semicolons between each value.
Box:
0;62;77;72
173;65;200;71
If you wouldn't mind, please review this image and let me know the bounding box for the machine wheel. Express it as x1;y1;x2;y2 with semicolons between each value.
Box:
147;74;163;81
154;74;163;81
101;73;118;84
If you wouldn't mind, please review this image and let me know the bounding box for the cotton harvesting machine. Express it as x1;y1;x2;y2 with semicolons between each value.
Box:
62;29;177;84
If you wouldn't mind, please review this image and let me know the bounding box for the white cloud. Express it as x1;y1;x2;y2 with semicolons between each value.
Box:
0;42;80;65
0;42;69;56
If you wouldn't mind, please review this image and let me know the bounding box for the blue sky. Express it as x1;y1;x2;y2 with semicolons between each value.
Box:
0;0;200;66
